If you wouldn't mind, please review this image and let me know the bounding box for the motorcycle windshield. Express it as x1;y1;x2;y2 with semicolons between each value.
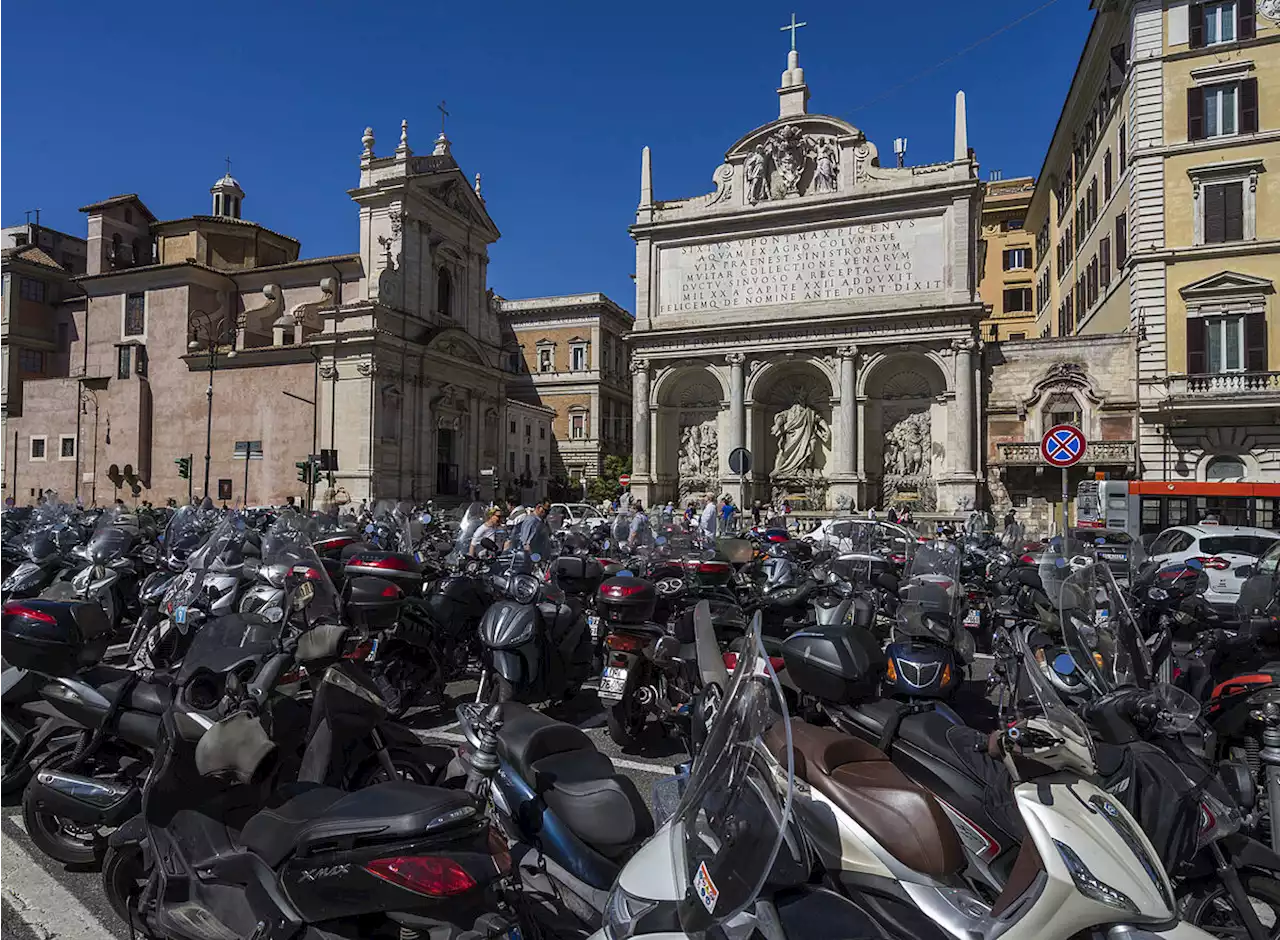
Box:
898;539;961;627
674;612;794;933
85;522;134;565
1059;561;1152;694
1011;625;1095;769
1036;536;1097;610
162;505;219;566
452;502;488;557
371;499;414;552
964;511;997;540
164;512;243;612
261;511;342;624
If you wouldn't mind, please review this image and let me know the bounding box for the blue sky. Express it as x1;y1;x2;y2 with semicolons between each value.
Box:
3;1;1092;312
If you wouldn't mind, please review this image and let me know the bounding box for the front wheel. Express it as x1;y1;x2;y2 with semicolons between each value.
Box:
1182;872;1280;940
352;748;441;788
102;845;154;934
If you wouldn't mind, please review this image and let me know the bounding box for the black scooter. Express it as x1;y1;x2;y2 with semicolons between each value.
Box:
100;572;517;940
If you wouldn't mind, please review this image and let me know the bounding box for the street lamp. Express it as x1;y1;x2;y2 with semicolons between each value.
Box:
188;311;237;500
79;387;101;507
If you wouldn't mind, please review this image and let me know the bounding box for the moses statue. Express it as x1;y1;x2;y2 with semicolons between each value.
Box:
770;403;829;479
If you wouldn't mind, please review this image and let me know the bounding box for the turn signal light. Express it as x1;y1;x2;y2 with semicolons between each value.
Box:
886;659;898;683
364;855;477;897
488;826;512;875
940;664;952;686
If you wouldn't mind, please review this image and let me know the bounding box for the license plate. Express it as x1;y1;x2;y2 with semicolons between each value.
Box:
587;614;602;641
598;666;628;699
1101;552;1126;562
963;610;981;627
174;606;188;625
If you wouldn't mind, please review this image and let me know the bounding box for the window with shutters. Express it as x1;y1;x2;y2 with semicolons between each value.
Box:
1087;257;1099;307
1188;312;1268;374
1205;84;1238;137
1086;178;1098;228
1076;203;1085;249
1115;214;1128;269
1103;151;1113;200
1190;79;1258;140
1203;181;1245;243
1190;1;1255;49
1002;248;1030;271
117;345;132;379
1100;238;1111;288
1003;287;1033;313
1076;275;1086;324
1119;125;1126;168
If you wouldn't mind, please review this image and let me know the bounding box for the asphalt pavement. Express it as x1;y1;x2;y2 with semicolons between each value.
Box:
0;678;686;940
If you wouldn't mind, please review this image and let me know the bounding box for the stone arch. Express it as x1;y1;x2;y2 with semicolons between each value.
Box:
426;327;490;368
860;350;950;510
745;355;838;404
653;362;729;505
1197;451;1259;482
748;358;837;496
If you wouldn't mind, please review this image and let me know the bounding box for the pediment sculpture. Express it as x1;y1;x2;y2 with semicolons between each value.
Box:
745;126;842;204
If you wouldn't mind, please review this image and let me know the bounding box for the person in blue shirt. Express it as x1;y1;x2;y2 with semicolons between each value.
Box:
506;499;551;555
719;496;735;535
628;502;651;546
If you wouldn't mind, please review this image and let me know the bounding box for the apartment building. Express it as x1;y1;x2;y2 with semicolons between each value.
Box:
499;293;634;484
978;176;1039;341
1027;0;1280;485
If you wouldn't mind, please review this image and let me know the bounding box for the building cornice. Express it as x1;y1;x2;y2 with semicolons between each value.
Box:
1129;237;1280;264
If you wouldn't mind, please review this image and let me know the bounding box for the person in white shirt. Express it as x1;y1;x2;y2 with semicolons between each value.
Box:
469;507;504;556
699;497;717;540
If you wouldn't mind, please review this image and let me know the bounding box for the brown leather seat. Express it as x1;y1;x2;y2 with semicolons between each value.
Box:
770;721;965;878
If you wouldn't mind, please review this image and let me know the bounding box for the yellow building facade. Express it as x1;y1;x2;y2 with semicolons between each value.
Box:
1029;0;1280;488
978;177;1039;341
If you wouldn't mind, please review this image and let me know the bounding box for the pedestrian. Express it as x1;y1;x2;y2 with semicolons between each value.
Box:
700;495;717;540
469;507;504;556
887;506;899;524
506;499;551;555
629;501;651;546
867;505;878;522
752;500;762;526
285;496;296;509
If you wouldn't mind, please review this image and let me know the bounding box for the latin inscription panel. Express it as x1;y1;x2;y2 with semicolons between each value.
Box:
657;216;946;315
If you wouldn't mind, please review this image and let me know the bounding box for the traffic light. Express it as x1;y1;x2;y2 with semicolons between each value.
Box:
175;456;191;479
295;460;312;484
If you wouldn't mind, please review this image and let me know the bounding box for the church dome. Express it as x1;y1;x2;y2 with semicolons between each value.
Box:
211;172;244;196
209;170;245;219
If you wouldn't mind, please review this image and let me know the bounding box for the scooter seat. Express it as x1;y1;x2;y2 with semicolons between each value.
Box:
493;703;652;854
240;781;477;868
84;665;170;715
773;720;965;878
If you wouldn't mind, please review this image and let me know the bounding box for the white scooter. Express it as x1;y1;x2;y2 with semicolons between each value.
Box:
592;615;1218;940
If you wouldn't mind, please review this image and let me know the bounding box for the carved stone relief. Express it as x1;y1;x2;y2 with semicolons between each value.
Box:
880;409;936;511
677;418;719;501
743;127;843;204
706;163;734;207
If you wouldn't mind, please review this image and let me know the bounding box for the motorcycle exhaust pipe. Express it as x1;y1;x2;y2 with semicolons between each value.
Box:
27;770;140;827
634;686;657;708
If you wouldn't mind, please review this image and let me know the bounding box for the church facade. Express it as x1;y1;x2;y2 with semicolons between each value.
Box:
629;48;986;513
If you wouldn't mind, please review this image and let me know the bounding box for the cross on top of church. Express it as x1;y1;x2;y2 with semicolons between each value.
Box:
780;12;806;51
437;100;449;135
224;156;232;176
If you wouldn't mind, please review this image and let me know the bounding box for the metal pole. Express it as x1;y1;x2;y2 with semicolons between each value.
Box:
91;410;99;507
188;453;193;504
243;446;250;508
1061;467;1069;539
74;388;83;502
203;354;214;500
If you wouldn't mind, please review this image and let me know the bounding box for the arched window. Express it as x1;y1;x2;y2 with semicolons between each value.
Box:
110;233;122;263
131;238;145;266
436;267;453;318
1206;456;1246;482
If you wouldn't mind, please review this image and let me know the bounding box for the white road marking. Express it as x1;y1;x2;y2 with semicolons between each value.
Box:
1;821;118;940
415;729;677;776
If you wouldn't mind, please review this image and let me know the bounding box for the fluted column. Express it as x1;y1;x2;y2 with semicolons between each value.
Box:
951;338;976;476
835;345;858;476
631;357;651;478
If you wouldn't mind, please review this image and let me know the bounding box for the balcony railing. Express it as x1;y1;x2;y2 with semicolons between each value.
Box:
1167;371;1280;398
996;439;1136;466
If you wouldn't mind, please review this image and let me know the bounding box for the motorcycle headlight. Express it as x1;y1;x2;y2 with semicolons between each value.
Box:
511;574;539;605
602;885;661;940
1054;840;1138;914
1147;587;1169;602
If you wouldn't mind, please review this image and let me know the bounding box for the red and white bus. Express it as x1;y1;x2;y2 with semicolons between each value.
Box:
1077;480;1280;537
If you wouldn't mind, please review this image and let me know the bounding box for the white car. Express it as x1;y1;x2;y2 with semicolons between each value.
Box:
1148;524;1280;611
549;503;607;528
802;518;911;557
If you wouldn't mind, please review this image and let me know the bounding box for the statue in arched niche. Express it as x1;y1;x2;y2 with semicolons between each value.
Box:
770;402;829;479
